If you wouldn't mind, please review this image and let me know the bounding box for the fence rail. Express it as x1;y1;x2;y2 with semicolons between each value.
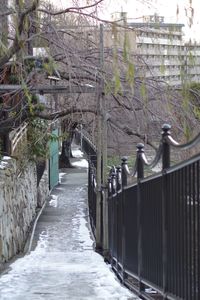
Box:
9;122;28;155
74;128;97;236
8;122;46;184
79;124;200;300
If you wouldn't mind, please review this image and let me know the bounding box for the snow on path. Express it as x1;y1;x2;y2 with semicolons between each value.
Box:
0;156;138;300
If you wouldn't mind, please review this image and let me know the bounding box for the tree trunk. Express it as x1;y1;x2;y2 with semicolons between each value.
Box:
59;139;73;168
59;122;78;168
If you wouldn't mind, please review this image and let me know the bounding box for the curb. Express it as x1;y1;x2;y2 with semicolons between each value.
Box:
24;200;47;254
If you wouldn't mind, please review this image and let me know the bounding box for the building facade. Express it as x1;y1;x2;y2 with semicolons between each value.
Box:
109;12;200;86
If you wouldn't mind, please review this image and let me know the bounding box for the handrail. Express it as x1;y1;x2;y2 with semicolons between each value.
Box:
75;128;97;152
82;129;97;151
139;142;163;169
162;123;200;150
119;141;163;184
86;122;200;192
110;123;200;187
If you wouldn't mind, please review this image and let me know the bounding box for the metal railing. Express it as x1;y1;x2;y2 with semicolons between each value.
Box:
107;124;200;300
88;164;97;236
8;122;46;184
74;128;97;167
77;124;200;300
74;128;97;236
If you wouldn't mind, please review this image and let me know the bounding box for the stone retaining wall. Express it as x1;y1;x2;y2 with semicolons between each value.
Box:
0;157;49;265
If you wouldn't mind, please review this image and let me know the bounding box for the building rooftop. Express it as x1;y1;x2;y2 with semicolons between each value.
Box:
127;22;184;29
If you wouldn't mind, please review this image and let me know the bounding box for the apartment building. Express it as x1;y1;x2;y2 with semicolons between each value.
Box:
133;21;184;85
110;12;200;85
184;44;200;83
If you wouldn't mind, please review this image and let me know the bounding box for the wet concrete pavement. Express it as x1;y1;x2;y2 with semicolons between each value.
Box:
0;154;139;300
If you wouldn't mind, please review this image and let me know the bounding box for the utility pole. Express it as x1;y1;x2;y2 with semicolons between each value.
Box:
100;24;109;255
95;25;103;250
95;24;108;253
96;24;108;251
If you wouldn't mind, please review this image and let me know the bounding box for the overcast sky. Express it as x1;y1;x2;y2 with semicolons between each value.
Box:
50;0;200;41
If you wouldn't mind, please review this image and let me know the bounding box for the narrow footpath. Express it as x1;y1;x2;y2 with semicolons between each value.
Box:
0;149;139;300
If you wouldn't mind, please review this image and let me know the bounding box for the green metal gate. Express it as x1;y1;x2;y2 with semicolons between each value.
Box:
49;128;59;190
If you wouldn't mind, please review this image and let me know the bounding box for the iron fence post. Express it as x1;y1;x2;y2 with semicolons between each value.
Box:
108;177;112;197
107;176;112;263
116;166;122;191
137;143;145;293
137;143;144;179
161;125;170;299
121;157;128;187
117;163;126;283
111;170;117;267
111;170;117;195
116;166;123;276
80;124;83;151
88;163;91;214
162;124;171;170
162;169;168;299
121;158;129;283
90;165;95;232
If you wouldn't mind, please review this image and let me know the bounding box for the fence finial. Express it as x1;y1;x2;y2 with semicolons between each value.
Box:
111;171;117;194
108;177;112;197
162;124;171;134
137;143;144;180
121;156;128;187
162;124;171;169
116;166;122;191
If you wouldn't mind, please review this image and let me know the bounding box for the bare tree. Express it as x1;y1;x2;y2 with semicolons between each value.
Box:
0;0;199;160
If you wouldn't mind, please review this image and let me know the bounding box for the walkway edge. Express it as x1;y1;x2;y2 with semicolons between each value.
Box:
26;200;47;254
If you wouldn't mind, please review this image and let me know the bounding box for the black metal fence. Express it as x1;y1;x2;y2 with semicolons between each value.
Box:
74;128;97;236
88;163;97;236
77;125;200;300
107;125;200;300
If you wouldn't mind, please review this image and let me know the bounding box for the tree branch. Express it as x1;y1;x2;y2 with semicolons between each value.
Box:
35;107;97;120
38;0;105;16
108;118;157;150
0;0;39;68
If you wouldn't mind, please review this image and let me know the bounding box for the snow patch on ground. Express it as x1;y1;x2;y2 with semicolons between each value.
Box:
49;195;58;207
74;203;134;299
2;156;11;160
72;148;83;158
0;155;138;300
71;148;88;168
59;172;66;179
59;172;66;183
77;211;94;249
0;156;12;169
72;159;88;168
0;161;8;169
